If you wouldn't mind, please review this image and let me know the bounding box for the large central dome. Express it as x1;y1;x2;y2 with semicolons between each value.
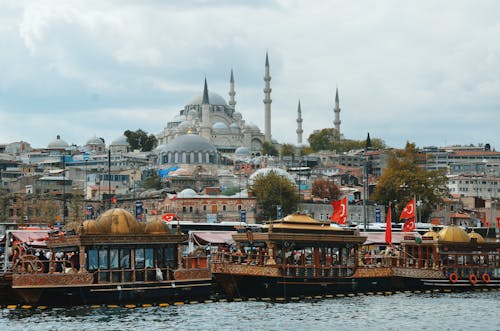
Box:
188;91;228;106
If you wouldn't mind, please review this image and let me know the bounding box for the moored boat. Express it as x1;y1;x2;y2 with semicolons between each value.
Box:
210;213;393;299
1;208;212;306
391;225;499;290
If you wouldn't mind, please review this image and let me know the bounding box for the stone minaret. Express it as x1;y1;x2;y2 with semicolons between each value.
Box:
333;87;341;142
263;52;272;142
228;69;236;109
296;100;303;145
200;78;211;140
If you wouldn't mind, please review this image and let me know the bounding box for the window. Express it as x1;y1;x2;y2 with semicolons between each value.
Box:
99;248;108;269
88;249;98;270
109;249;119;269
120;248;130;268
145;248;154;268
135;248;145;269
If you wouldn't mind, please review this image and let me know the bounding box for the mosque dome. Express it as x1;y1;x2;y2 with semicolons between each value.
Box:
438;225;470;243
188;91;228;106
233;112;242;120
229;122;239;129
95;208;142;234
178;121;191;129
178;188;198;198
48;135;69;149
248;167;296;186
111;135;129;146
86;136;104;146
468;229;486;244
161;134;217;154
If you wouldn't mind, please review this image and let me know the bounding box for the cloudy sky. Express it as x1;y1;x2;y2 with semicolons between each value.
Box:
1;0;499;150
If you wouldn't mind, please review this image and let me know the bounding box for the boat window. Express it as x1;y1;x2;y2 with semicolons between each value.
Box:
164;246;175;267
99;248;108;269
109;249;119;269
135;248;145;269
145;248;154;268
88;249;98;270
120;248;130;268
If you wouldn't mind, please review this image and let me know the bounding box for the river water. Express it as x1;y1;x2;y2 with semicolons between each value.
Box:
1;291;499;331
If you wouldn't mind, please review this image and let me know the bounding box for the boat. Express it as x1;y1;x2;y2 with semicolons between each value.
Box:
1;208;212;306
391;225;500;290
210;213;393;299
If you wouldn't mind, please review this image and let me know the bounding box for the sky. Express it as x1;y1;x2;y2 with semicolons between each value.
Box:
0;0;499;150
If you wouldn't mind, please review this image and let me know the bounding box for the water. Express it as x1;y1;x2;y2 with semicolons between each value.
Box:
1;291;499;331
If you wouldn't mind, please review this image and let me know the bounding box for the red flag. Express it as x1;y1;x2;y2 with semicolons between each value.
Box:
161;213;177;222
330;196;347;225
399;199;415;220
402;217;416;232
385;205;392;245
111;196;117;204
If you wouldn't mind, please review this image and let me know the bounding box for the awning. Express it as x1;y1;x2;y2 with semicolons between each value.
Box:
192;231;236;245
361;231;421;245
10;230;51;247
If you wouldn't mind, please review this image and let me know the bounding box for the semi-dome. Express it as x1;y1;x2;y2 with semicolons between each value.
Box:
48;135;69;149
438;225;470;243
95;208;142;234
111;135;129;146
212;122;228;130
235;146;250;157
160;134;217;154
229;122;239;129
188;91;228;106
468;229;486;244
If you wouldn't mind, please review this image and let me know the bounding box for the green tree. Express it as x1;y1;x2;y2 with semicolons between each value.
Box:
311;178;341;201
308;128;386;153
250;171;298;221
261;141;279;156
141;171;162;190
372;142;448;221
308;128;335;151
124;129;158;152
280;144;295;157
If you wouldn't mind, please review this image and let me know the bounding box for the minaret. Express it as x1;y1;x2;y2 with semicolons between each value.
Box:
228;69;236;109
200;78;211;140
263;52;272;142
296;100;303;145
333;87;341;142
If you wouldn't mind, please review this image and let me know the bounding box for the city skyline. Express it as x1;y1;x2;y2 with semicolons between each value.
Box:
0;1;499;150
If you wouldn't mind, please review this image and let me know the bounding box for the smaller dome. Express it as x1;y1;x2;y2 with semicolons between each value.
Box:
248;167;296;186
212;122;228;130
86;136;104;146
235;146;250;157
95;208;142;234
111;135;129;146
422;230;439;240
48;135;69;149
468;230;486;244
178;188;197;198
233;112;242;120
229;122;239;129
438;225;470;243
145;219;170;234
178;121;191;129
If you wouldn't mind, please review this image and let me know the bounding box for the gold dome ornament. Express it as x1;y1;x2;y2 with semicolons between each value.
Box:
438;225;470;243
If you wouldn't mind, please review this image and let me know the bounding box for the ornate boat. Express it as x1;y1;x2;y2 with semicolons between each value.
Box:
211;213;393;299
2;208;212;306
391;225;499;290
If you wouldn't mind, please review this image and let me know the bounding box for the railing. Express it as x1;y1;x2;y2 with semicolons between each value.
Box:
91;266;174;284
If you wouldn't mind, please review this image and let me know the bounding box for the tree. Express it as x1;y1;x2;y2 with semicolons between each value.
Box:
280;143;295;157
69;189;84;223
124;129;158;152
308;128;335;151
250;171;298;221
141;171;162;190
312;178;341;201
372;142;449;221
308;128;386;153
261;141;279;156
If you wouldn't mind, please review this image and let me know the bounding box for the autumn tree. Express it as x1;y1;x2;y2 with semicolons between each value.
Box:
250;171;298;222
372;142;448;221
280;143;295;157
312;178;341;201
124;129;158;152
261;141;279;156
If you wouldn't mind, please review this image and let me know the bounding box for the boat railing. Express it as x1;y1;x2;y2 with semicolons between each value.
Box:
441;266;496;279
91;266;175;284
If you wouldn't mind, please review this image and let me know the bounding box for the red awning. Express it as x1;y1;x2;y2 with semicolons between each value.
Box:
11;230;51;247
192;231;235;245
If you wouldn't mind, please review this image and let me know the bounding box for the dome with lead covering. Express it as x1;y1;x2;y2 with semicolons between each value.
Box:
188;91;228;106
162;134;217;153
48;135;69;149
248;167;296;186
111;135;129;146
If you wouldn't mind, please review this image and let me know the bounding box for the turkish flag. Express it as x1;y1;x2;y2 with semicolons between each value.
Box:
161;213;177;222
330;196;347;225
402;217;416;232
385;205;392;245
400;199;415;220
